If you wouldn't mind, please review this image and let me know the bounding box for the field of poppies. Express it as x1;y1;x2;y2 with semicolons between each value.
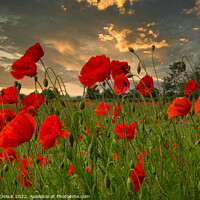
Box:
0;43;200;200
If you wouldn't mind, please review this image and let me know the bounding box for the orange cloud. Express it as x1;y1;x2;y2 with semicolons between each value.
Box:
179;38;189;42
183;0;200;16
99;24;168;52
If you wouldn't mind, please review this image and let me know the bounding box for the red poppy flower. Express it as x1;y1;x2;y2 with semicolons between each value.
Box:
111;105;120;124
85;166;91;173
22;93;44;117
113;153;118;160
78;134;83;141
38;114;70;149
115;122;136;141
81;151;84;156
0;112;36;150
35;154;52;167
184;80;198;95
17;158;33;188
3;148;17;162
138;75;153;97
138;149;147;164
130;163;146;192
10;56;37;80
24;43;44;62
67;164;75;176
166;97;192;119
85;125;90;136
95;101;110;116
194;96;200;117
0;86;19;104
79;55;110;88
114;73;130;95
110;60;129;80
0;109;16;131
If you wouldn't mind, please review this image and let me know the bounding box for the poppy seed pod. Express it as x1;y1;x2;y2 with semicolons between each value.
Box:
43;78;48;87
152;45;155;51
79;101;85;110
34;76;38;82
125;73;133;78
132;104;135;113
13;178;18;185
127;178;133;192
104;174;111;189
14;81;18;88
181;61;186;71
69;134;74;147
17;83;21;91
0;91;4;97
137;64;141;74
53;87;59;96
4;164;9;173
128;47;134;53
102;81;106;87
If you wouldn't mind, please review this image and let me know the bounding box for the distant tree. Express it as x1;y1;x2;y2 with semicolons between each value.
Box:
102;88;114;99
162;61;186;97
86;87;100;100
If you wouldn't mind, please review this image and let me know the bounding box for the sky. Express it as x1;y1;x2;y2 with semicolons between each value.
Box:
1;0;200;96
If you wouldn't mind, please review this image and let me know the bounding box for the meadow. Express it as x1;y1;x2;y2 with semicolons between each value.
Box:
0;43;200;200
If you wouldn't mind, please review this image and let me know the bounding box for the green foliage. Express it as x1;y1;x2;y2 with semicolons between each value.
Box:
41;88;56;100
86;87;100;99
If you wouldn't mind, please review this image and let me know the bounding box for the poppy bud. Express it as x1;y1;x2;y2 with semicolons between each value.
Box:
153;171;156;176
69;134;74;147
53;87;59;96
17;83;21;91
34;76;38;82
0;90;4;97
152;45;155;51
79;101;85;110
125;73;133;78
14;81;18;88
137;63;141;74
130;160;135;169
60;162;64;169
43;78;48;87
128;65;131;71
122;99;126;105
128;47;134;53
92;184;97;194
181;61;186;71
102;81;106;87
104;174;111;189
13;177;18;185
127;178;133;192
4;164;9;173
60;99;66;108
132;104;135;113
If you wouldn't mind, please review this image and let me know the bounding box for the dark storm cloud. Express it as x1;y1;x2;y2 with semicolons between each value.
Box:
0;0;200;95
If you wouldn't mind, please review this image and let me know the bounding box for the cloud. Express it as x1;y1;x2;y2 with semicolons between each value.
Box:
99;24;168;52
183;0;200;16
76;0;140;14
179;38;189;42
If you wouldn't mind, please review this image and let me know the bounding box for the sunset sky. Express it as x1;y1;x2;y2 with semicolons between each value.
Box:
1;0;200;96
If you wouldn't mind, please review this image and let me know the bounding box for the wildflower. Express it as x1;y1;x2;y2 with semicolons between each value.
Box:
114;73;130;95
67;164;75;176
138;75;153;97
95;101;110;116
115;122;136;141
38;114;70;149
0;86;19;104
81;151;84;156
85;166;91;173
110;60;129;80
184;80;197;95
0;109;16;131
0;112;36;150
10;56;37;79
138;149;147;164
111;105;120;124
17;158;33;188
3;148;17;162
113;153;118;160
166;97;192;119
130;163;146;192
22;93;44;117
24;43;44;62
79;55;110;88
78;134;83;142
194;96;200;117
